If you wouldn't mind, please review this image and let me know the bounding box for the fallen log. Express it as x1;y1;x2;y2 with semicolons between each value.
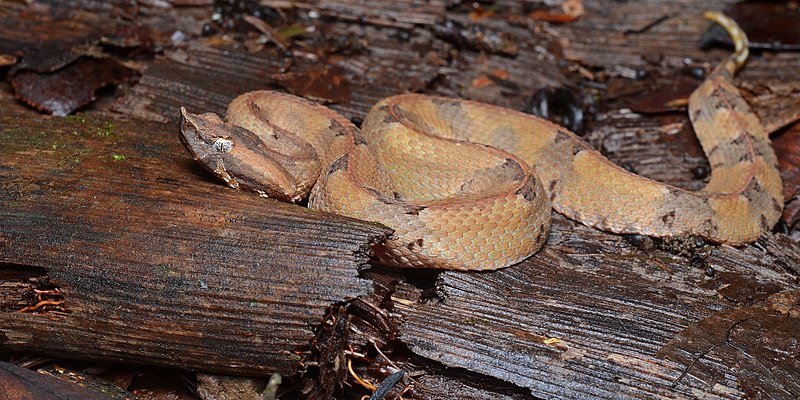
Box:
389;216;800;399
0;105;390;376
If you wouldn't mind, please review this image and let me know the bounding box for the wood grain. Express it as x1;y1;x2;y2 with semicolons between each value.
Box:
0;104;390;375
393;216;799;399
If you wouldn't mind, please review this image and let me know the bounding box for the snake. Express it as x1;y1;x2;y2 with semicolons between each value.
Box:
179;12;782;271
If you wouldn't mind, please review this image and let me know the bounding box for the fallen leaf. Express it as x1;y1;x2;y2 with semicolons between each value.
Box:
699;271;783;305
11;57;137;116
773;122;800;228
724;1;800;50
657;290;800;398
617;75;699;114
272;66;351;104
277;23;309;40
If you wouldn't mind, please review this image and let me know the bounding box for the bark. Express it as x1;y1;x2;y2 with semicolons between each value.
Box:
0;104;389;376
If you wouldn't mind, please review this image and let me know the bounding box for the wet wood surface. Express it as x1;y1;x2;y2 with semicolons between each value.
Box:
1;0;799;399
0;98;389;375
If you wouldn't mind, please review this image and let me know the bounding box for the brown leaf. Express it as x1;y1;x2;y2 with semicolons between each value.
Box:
272;66;351;104
773;122;800;228
657;290;800;398
0;361;113;400
1;10;104;74
11;57;137;116
699;271;783;305
617;75;698;114
725;1;800;50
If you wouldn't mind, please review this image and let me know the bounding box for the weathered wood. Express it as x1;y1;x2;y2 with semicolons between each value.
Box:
391;215;799;399
0;102;390;375
0;361;114;400
1;0;799;398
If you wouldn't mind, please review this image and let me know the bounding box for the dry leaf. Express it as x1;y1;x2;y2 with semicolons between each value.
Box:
271;66;351;104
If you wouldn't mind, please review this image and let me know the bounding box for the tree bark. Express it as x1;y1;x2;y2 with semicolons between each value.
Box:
0;105;390;375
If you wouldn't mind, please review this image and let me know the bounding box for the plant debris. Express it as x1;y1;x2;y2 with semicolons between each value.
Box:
526;0;585;23
657;290;800;398
606;72;701;114
700;1;800;51
433;18;519;56
773;121;800;230
11;57;137;116
272;65;351;104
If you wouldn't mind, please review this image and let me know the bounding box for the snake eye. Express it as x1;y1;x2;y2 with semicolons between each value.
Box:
212;138;233;153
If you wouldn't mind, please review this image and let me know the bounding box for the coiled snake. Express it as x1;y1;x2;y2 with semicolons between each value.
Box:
180;12;783;270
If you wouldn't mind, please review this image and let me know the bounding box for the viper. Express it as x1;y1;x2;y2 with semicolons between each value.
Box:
179;12;782;271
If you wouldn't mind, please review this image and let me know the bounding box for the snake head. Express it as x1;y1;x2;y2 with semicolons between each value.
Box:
179;107;312;202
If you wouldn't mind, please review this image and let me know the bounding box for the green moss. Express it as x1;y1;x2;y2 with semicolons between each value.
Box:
64;115;87;124
463;318;487;326
62;115;117;138
155;263;172;275
278;23;309;39
95;121;116;137
112;153;126;162
3;115;119;157
2;127;50;150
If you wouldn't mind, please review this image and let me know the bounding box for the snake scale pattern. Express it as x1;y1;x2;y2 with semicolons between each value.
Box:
180;12;782;271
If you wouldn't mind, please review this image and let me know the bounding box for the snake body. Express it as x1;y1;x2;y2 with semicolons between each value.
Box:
179;13;782;271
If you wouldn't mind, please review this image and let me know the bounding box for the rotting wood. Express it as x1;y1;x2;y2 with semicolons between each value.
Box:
0;103;390;376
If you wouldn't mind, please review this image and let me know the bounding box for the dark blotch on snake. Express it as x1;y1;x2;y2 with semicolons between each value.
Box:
329;119;348;136
403;205;427;215
353;130;368;145
500;158;525;181
406;238;424;250
760;214;770;231
515;178;538;201
327;154;349;175
661;210;676;226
